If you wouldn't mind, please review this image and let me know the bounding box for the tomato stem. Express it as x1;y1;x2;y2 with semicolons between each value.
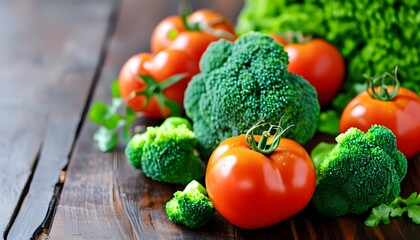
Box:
177;0;235;39
246;116;293;155
125;73;186;117
178;0;197;31
365;66;400;101
276;31;312;45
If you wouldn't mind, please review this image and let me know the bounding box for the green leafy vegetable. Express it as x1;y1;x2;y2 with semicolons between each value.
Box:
236;0;420;95
365;192;420;226
317;110;340;135
88;80;136;152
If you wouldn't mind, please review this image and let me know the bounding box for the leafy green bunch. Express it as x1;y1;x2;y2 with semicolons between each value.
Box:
236;0;420;109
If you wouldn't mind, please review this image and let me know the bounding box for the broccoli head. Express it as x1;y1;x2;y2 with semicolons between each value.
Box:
312;125;408;217
166;180;215;228
125;117;205;185
184;32;320;158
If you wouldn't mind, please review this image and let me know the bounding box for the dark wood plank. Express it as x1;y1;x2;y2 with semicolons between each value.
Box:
49;0;420;239
0;0;117;239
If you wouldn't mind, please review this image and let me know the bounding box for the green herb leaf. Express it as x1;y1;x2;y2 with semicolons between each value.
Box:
364;204;392;226
93;127;119;152
401;192;420;205
317;109;340;135
390;207;405;217
407;205;420;224
88;80;137;152
310;142;336;174
88;102;109;124
111;80;121;98
365;192;420;227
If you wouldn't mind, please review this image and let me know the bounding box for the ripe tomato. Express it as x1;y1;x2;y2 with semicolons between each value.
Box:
150;9;236;60
150;16;185;54
118;49;199;119
188;9;236;40
168;31;218;62
339;86;420;159
205;133;316;229
272;36;345;106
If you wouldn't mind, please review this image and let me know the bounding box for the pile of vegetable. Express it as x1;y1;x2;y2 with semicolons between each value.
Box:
87;1;420;232
236;0;420;101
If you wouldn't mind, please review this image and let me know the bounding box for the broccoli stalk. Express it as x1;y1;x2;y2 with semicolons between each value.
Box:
166;180;215;228
125;117;205;185
311;125;408;217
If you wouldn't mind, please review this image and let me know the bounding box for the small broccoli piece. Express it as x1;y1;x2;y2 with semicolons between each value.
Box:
312;125;408;217
166;180;215;228
125;117;205;185
184;32;320;158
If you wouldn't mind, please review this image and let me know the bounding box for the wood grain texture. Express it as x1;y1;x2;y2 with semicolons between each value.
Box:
0;0;116;239
48;0;420;239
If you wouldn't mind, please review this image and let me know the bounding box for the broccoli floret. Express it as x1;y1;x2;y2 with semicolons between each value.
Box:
312;125;408;217
184;32;320;158
166;180;215;228
125;117;205;185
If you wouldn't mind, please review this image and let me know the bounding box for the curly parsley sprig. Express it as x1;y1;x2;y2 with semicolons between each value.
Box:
365;192;420;227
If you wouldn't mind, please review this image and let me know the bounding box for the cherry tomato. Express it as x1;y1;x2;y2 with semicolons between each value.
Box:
118;49;199;119
272;36;345;106
205;133;316;229
150;9;236;60
340;86;420;159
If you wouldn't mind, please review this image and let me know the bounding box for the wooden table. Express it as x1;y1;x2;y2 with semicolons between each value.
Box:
1;0;419;239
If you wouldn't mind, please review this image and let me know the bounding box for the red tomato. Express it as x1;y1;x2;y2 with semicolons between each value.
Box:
339;87;420;159
118;49;199;119
188;9;236;40
272;36;345;106
150;16;185;54
150;9;236;60
168;31;218;62
205;134;316;229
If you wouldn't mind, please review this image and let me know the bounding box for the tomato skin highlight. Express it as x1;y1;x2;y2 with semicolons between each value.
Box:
205;135;316;229
118;50;199;119
339;87;420;159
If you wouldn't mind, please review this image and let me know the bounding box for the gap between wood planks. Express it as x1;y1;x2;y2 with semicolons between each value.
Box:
3;146;42;240
26;1;122;239
31;170;66;240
